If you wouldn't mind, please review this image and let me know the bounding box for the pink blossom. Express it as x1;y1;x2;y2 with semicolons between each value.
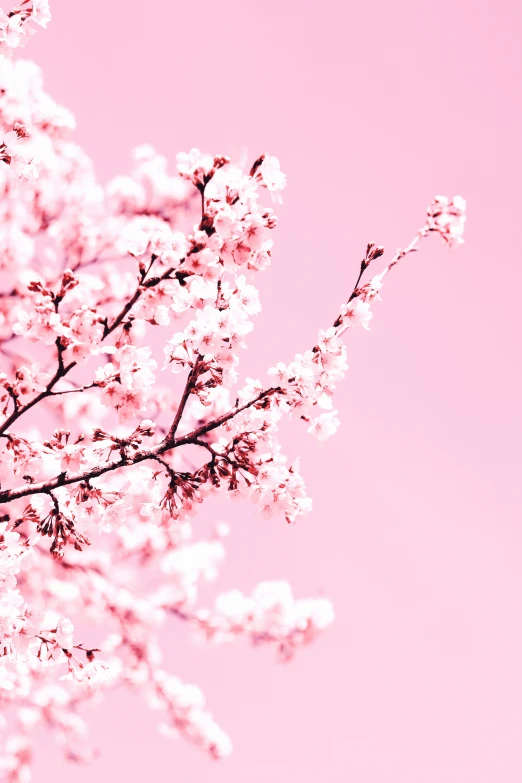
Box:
55;617;74;649
307;410;340;441
339;297;373;329
60;444;82;473
426;194;467;246
0;10;26;51
253;154;287;203
31;1;51;29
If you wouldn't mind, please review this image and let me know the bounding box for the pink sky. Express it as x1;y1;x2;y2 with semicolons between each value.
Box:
29;0;522;781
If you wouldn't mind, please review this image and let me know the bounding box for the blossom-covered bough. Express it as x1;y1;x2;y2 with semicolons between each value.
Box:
0;3;466;780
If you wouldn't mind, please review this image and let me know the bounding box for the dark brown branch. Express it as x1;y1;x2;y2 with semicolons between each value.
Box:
171;386;282;447
0;357;76;437
166;357;202;442
0;387;281;504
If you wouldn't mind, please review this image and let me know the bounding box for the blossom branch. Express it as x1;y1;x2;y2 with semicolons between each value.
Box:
0;261;181;435
0;8;466;770
0;386;281;503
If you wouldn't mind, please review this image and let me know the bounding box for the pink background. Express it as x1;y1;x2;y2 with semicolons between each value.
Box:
28;0;522;781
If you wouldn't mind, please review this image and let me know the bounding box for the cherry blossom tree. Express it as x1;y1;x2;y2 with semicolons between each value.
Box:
0;2;466;780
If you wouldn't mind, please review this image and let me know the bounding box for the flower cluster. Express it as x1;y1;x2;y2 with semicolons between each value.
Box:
425;195;467;247
190;580;335;661
0;0;50;53
0;4;465;780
